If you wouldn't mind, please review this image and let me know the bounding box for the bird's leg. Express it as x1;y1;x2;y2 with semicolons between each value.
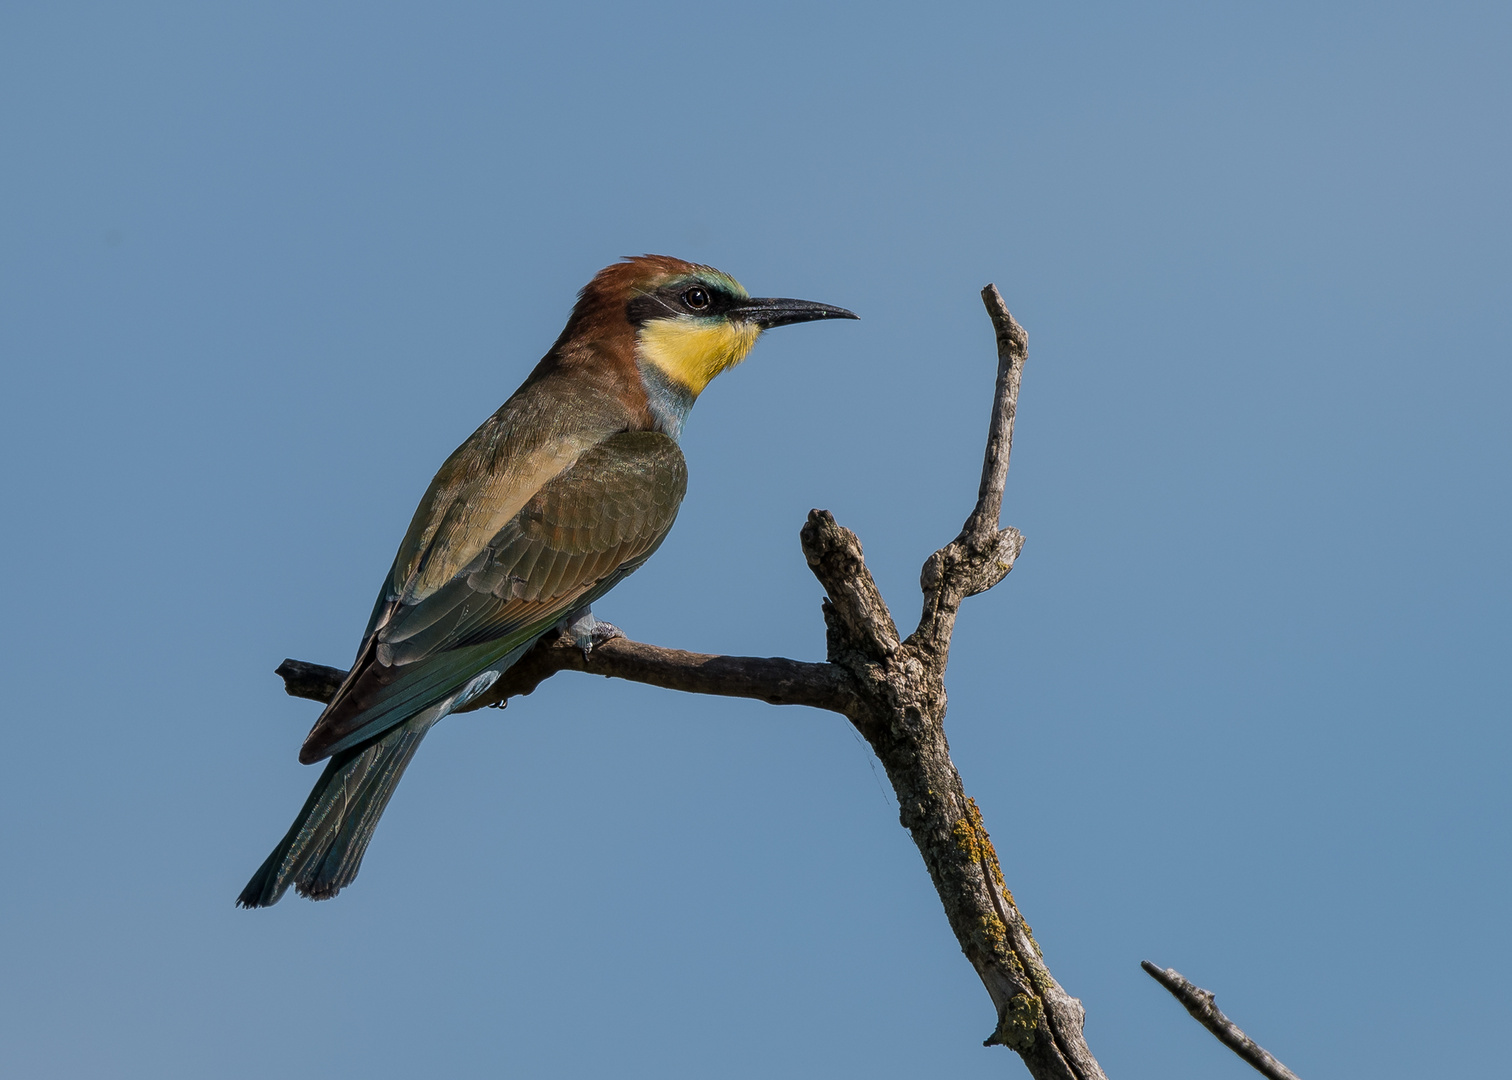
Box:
560;605;624;659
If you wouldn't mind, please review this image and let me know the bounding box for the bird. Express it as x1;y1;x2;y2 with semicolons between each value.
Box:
237;255;857;907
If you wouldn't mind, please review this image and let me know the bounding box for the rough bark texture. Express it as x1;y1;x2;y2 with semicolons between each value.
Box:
277;286;1107;1079
1142;962;1303;1080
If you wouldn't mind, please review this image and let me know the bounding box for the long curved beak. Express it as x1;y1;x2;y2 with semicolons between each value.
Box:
732;297;860;329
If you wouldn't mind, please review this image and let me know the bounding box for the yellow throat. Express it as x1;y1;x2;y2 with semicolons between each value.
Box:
636;317;762;396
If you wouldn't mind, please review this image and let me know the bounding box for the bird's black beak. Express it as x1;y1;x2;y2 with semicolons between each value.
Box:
732;297;860;329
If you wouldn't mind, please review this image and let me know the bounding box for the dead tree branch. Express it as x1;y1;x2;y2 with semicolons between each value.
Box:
1141;962;1302;1080
277;640;861;716
276;287;1107;1079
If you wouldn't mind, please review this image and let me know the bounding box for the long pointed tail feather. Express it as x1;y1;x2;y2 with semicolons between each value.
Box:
237;716;434;908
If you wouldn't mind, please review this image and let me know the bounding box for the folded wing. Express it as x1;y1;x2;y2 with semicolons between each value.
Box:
299;430;688;763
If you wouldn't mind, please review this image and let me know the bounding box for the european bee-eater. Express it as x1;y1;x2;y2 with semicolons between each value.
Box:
237;255;857;907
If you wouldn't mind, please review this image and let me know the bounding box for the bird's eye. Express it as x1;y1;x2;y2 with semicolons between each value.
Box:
683;286;711;311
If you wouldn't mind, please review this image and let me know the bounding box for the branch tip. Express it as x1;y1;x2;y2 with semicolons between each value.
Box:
908;291;1030;651
1142;961;1303;1080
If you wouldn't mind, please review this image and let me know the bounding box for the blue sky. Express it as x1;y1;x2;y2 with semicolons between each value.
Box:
1;3;1508;1077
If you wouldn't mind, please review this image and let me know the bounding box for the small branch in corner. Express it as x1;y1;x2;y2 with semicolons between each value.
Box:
1141;961;1303;1080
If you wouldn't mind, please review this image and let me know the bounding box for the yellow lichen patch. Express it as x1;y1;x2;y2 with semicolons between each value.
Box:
986;993;1043;1051
957;798;1036;946
953;815;983;862
637;316;762;396
977;911;1008;952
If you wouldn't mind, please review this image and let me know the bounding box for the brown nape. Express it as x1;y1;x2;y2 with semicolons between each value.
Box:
517;256;704;430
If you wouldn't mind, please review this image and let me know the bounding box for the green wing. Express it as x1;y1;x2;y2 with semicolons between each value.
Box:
299;430;688;763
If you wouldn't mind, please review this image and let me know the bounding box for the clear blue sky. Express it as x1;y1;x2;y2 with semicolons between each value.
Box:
2;3;1507;1077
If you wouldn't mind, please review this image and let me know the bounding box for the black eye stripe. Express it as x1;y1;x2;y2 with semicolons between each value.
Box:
627;281;738;325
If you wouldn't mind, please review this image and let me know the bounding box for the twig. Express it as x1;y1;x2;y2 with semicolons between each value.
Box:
1142;961;1303;1080
275;287;1107;1080
274;659;346;703
908;288;1028;665
963;284;1028;545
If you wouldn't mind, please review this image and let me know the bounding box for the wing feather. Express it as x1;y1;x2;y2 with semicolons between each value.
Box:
300;431;687;762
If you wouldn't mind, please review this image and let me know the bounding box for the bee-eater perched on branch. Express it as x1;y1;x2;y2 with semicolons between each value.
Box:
237;256;857;908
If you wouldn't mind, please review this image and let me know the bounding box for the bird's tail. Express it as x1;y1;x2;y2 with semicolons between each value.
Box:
237;715;435;908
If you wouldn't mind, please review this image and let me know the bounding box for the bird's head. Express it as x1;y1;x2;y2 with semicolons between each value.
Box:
565;255;858;403
622;256;858;397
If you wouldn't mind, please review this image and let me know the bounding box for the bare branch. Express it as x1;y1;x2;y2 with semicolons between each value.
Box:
964;284;1029;545
907;285;1029;661
1142;961;1303;1080
800;510;901;661
277;633;861;717
274;658;346;703
781;297;1104;1080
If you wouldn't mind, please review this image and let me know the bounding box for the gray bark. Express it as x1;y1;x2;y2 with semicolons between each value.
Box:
1142;962;1303;1080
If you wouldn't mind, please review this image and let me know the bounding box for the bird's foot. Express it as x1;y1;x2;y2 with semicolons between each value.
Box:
561;607;624;659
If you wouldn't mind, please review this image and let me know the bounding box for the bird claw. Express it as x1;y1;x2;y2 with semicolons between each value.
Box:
562;607;624;659
582;620;624;659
